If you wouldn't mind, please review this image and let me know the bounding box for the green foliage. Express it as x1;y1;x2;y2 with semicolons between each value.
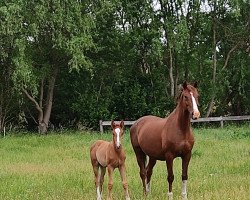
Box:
0;0;249;130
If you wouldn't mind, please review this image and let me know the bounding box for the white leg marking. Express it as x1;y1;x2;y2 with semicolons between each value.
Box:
146;182;151;193
167;192;173;200
96;169;102;200
126;196;131;200
182;180;188;200
96;186;101;200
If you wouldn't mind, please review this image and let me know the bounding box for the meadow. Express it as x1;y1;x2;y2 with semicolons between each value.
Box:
0;124;249;200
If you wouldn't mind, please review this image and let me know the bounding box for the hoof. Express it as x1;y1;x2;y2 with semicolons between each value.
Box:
167;192;173;200
182;192;188;200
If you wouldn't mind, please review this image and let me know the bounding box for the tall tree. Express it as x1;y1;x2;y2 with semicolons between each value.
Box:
11;0;94;133
0;0;25;132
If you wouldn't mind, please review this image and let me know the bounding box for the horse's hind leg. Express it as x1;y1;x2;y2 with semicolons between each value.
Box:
146;157;156;194
133;146;147;195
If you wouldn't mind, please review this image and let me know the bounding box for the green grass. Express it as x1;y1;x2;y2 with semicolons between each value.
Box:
0;125;249;200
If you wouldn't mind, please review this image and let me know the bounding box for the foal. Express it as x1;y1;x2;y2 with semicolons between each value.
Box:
90;120;130;200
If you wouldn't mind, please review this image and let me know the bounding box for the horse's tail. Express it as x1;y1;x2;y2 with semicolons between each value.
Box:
130;118;143;147
130;121;138;139
130;118;148;167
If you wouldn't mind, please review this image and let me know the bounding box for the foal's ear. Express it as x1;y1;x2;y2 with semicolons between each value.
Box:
120;120;124;129
111;120;116;129
182;81;188;90
193;81;198;88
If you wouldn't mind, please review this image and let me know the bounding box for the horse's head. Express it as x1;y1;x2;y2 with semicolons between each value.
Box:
179;81;200;120
111;120;124;149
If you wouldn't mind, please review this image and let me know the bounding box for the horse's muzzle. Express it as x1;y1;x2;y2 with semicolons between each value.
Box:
192;111;200;120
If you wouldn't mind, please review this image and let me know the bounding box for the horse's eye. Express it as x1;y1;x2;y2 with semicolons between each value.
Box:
184;95;188;100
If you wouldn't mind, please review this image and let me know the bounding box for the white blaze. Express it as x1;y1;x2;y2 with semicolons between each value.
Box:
115;128;121;147
190;92;199;113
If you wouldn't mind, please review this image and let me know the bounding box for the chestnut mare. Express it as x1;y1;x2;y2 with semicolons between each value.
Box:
90;120;130;200
130;82;200;200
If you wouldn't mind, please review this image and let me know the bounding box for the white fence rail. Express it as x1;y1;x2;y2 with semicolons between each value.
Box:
99;115;250;133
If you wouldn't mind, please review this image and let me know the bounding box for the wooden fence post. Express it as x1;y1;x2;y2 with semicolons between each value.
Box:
99;120;103;133
220;116;224;128
3;126;6;137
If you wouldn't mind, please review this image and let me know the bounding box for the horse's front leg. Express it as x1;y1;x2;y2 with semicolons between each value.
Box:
119;164;130;200
107;165;114;200
165;153;174;200
181;152;191;200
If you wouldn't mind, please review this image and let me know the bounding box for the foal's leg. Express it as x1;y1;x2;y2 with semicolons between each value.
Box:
91;162;102;200
99;166;106;196
133;147;147;195
119;164;130;200
107;165;114;200
181;152;191;200
145;157;156;194
165;153;174;200
90;143;103;200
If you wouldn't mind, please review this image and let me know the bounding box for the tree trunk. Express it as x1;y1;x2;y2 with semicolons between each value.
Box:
159;0;175;98
42;65;59;133
169;47;175;97
206;12;217;117
23;66;59;134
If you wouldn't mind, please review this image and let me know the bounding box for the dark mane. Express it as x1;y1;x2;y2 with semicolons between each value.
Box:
175;83;196;103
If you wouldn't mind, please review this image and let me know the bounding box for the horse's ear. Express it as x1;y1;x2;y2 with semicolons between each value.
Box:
193;81;198;88
111;120;116;129
182;81;188;90
120;120;124;129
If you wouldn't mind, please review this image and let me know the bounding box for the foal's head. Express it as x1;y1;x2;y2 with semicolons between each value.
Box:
111;120;125;149
178;81;200;120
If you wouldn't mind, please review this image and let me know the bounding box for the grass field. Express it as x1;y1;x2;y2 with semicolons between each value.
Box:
0;124;249;200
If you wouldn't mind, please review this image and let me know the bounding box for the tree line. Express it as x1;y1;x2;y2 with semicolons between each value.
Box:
0;0;249;133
